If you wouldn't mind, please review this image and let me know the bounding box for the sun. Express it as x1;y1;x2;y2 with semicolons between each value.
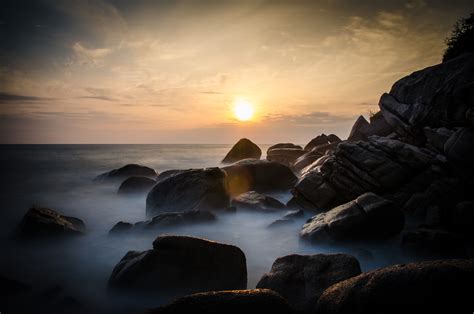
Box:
233;99;254;121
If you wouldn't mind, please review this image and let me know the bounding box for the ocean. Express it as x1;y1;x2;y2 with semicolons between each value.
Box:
0;144;410;313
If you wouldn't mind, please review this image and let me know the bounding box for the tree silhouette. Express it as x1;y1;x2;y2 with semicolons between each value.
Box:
443;13;474;62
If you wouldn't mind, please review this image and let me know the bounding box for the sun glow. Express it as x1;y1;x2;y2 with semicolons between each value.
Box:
233;99;254;121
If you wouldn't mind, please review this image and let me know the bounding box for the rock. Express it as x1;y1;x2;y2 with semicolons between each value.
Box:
423;127;454;151
347;112;393;142
347;115;370;141
401;228;466;258
94;164;157;182
108;235;247;299
316;259;474;314
283;209;304;219
257;254;361;312
146;210;216;228
145;289;295;314
450;201;474;235
300;193;404;242
117;176;155;195
304;134;340;151
444;127;474;172
293;150;325;173
378;53;474;141
223;159;297;197
292;136;439;210
266;148;306;166
17;207;85;238
222;138;261;163
146;168;230;216
267;143;303;152
267;219;294;228
109;222;133;235
232;191;286;213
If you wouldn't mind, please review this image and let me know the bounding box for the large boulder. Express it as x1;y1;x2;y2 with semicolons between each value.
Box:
266;148;306;166
94;164;157;182
108;235;247;299
304;134;340;151
146;168;230;216
257;254;361;312
222;138;262;163
316;259;474;314
444;127;474;173
17;207;85;238
293;150;325;173
401;228;466;258
347;112;393;142
423;127;454;151
146;289;295;314
378;53;474;141
292;136;440;210
267;143;303;152
146;210;216;228
223;159;297;197
232;191;286;213
450;201;474;235
300;193;404;242
117;176;155;195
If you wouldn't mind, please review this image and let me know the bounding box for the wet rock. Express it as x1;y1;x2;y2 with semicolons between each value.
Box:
146;168;230;216
108;235;247;299
401;228;466;258
316;259;474;314
267;143;303;152
17;207;85;238
283;209;304;219
293;150;325;173
257;254;361;313
223;159;297;197
292;136;439;210
304;134;340;151
109;222;133;235
222;138;261;163
300;193;404;242
232;191;286;213
378;54;474;142
94;164;157;182
266;148;306;166
145;289;294;314
117;176;155;195
267;218;294;228
444;127;474;173
146;210;216;228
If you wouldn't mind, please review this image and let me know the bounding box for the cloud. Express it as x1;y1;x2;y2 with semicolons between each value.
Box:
0;92;54;104
263;111;355;126
72;42;112;66
77;96;117;101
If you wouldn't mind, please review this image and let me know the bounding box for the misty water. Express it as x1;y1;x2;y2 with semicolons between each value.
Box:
0;144;412;312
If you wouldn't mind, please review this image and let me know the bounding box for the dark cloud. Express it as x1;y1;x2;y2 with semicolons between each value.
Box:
0;92;54;104
77;96;117;101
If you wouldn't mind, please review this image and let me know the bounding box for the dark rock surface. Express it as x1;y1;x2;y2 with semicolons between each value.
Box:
444;127;474;173
17;207;85;238
316;259;474;314
146;210;216;228
266;148;306;166
401;228;466;258
348;112;393;142
109;221;133;235
423;127;453;151
267;218;294;228
108;235;247;299
232;191;286;212
223;159;297;197
145;289;295;314
300;193;404;242
267;143;303;152
222;138;262;163
450;201;474;235
117;176;156;194
257;254;361;312
304;134;341;151
94;164;157;182
283;209;304;219
146;168;230;216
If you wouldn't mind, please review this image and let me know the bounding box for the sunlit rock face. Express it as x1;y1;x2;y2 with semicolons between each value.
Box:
222;138;262;163
108;235;247;300
316;259;474;314
146;168;230;216
379;53;474;143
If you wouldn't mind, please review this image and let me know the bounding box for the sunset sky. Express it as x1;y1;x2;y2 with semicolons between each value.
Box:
1;0;473;144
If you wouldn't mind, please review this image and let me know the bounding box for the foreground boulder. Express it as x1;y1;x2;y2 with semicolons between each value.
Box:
257;254;361;312
17;207;85;238
317;259;474;314
146;168;230;216
222;138;261;163
223;159;297;197
108;235;247;299
94;164;157;182
232;191;286;213
292;136;440;210
300;193;404;242
378;53;474;142
401;228;466;258
117;176;155;194
146;289;294;314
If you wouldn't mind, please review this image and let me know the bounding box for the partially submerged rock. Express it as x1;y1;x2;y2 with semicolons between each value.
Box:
223;159;297;197
300;193;404;242
304;134;341;151
222;138;261;163
146;289;294;314
317;259;474;314
257;254;361;312
117;176;155;195
146;168;230;216
266;148;306;166
17;207;85;238
146;210;216;228
109;222;133;235
94;164;157;182
232;191;286;213
267;218;294;228
108;235;247;299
